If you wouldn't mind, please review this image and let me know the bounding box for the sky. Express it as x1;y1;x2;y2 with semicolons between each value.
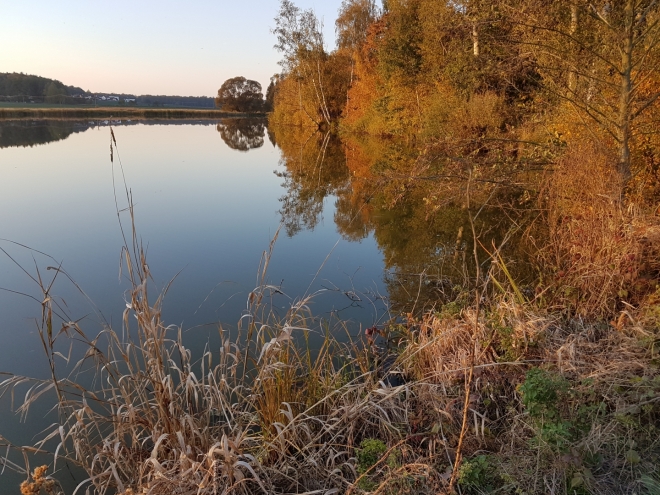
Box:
0;0;347;97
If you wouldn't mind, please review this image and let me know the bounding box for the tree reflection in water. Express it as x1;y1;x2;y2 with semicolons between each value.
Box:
0;119;231;149
270;123;537;313
216;118;267;151
0;120;86;148
275;131;351;237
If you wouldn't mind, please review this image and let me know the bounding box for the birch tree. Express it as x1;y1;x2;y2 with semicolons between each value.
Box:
513;0;660;181
273;0;333;124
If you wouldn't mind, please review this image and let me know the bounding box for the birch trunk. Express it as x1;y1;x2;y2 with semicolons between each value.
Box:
472;22;480;57
568;3;578;93
618;0;633;182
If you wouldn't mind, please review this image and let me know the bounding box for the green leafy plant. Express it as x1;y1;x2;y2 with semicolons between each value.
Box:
356;439;388;474
458;455;498;493
520;368;568;419
520;368;574;449
356;439;388;490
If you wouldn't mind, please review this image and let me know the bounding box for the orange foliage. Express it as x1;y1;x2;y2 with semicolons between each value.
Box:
342;19;385;130
341;135;379;225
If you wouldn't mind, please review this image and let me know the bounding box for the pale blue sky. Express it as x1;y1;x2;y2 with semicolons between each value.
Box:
0;0;346;96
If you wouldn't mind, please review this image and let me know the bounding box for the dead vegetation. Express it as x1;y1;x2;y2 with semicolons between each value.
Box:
536;140;660;321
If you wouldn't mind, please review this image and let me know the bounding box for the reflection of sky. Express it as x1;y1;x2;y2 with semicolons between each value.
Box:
0;0;355;96
0;122;387;374
0;122;387;493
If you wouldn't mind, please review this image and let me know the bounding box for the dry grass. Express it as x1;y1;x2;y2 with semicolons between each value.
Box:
0;241;436;494
393;296;660;494
20;465;61;495
1;251;658;494
0;134;435;494
502;319;660;495
539;140;660;319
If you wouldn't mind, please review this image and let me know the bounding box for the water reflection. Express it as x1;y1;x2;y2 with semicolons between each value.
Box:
270;123;536;313
0;119;537;492
274;130;350;236
0;116;536;317
216;118;267;151
0;120;87;148
0;120;389;494
0;119;269;151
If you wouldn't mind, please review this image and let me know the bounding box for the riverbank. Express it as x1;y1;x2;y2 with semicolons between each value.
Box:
11;263;660;495
0;106;265;120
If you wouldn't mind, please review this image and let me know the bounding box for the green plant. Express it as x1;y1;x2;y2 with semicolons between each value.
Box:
490;321;519;362
640;474;660;495
520;368;574;449
520;368;568;420
458;455;498;493
356;438;388;475
437;291;471;319
355;439;388;490
568;466;594;495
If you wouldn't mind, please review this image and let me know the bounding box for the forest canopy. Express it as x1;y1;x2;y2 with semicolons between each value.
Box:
269;0;660;182
264;4;660;490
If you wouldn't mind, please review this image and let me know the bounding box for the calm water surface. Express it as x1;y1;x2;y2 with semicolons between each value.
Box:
0;119;389;492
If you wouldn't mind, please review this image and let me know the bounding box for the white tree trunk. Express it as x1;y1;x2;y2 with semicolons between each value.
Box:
472;22;480;57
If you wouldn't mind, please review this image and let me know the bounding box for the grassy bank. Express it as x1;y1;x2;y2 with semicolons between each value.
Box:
7;239;659;495
4;156;659;495
0;106;265;120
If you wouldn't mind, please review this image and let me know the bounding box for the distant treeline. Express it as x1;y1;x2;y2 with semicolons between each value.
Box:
0;73;85;103
0;73;214;108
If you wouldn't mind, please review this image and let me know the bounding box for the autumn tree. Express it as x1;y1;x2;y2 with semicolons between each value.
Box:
336;0;380;52
272;0;352;126
215;77;265;112
511;0;660;181
342;18;385;130
265;75;279;112
273;0;330;124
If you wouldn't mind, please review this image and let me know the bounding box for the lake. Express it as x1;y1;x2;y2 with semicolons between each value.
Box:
0;119;394;492
0;118;530;493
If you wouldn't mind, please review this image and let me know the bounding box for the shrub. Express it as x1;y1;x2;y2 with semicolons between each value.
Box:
356;439;388;475
458;455;499;493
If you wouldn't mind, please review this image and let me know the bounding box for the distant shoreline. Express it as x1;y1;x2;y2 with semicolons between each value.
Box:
0;107;266;120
